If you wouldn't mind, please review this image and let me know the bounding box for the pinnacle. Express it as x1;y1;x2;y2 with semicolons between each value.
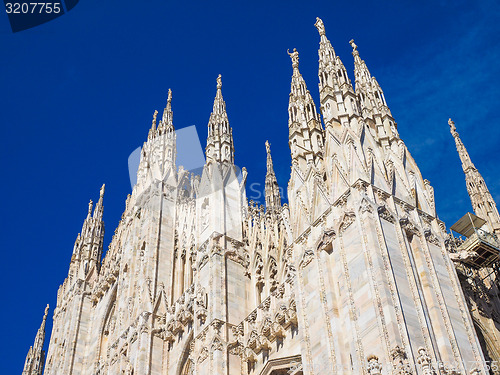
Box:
206;74;234;164
265;140;275;175
150;110;158;136
161;89;174;130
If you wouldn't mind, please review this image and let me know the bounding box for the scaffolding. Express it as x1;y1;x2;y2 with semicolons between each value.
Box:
450;212;500;269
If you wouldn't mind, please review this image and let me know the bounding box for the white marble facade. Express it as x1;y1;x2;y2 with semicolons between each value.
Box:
23;17;500;375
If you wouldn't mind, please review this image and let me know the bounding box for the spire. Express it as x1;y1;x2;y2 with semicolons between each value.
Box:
449;119;475;171
93;183;105;221
287;48;323;168
350;39;371;85
350;39;389;114
314;17;358;132
71;186;105;278
265;141;281;212
449;118;500;234
350;39;398;144
22;305;49;375
205;74;234;164
87;199;93;218
148;110;158;139
315;17;352;90
160;89;174;133
163;89;173;123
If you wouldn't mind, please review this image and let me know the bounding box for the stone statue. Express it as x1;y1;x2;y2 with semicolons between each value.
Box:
349;39;358;52
314;17;325;35
152;110;158;126
287;48;299;68
416;347;433;375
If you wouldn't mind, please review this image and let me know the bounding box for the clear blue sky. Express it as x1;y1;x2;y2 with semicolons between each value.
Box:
1;1;500;373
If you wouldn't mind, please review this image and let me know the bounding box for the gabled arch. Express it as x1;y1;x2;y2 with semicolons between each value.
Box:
97;284;118;362
176;330;194;375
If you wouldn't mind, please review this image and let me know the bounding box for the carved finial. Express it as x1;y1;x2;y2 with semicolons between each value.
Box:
366;355;383;375
167;88;172;104
315;17;325;36
287;48;299;69
100;184;105;198
88;200;93;215
217;74;222;89
44;304;49;318
265;140;271;154
349;39;358;52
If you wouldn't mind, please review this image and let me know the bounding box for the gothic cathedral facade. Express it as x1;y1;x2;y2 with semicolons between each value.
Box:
23;18;500;375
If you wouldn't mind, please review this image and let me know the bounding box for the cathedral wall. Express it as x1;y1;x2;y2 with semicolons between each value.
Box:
427;240;483;367
296;249;335;373
226;258;250;325
224;170;243;241
72;295;93;375
380;219;428;351
408;235;455;364
158;200;176;304
343;223;382;357
359;205;402;352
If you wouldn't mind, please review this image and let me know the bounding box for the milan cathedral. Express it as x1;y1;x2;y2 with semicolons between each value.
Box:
23;17;500;375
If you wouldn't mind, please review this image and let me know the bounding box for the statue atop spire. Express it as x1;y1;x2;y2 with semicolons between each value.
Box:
314;17;325;36
449;118;458;137
349;39;358;53
287;46;323;168
205;74;234;164
87;200;93;216
350;39;364;70
152;110;158;128
315;16;358;129
349;39;393;129
287;48;300;70
160;89;174;133
265;140;276;176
